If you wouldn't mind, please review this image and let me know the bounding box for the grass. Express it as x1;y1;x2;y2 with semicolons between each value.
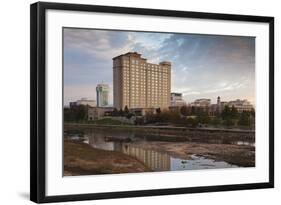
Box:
64;140;150;176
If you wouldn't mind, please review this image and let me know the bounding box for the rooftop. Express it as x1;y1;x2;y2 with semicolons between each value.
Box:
171;92;182;96
112;52;147;60
96;83;109;87
112;52;171;66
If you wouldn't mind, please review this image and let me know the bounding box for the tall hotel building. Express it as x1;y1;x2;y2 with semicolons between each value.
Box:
96;84;109;107
113;52;171;109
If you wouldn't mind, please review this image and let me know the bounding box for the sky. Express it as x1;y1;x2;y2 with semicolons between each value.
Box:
63;28;255;106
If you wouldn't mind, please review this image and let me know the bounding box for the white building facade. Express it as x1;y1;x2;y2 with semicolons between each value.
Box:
170;92;186;107
69;98;96;107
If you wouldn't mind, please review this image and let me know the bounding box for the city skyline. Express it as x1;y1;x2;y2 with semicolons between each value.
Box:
64;28;255;106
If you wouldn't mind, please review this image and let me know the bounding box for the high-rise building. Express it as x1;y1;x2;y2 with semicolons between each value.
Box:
113;52;171;109
96;84;109;107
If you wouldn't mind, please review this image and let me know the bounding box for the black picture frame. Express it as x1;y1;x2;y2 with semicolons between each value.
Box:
30;1;274;203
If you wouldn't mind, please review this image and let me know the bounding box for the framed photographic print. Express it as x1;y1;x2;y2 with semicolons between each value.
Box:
30;1;274;203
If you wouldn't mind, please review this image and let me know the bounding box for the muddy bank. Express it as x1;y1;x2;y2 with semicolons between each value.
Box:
128;141;255;167
64;140;150;176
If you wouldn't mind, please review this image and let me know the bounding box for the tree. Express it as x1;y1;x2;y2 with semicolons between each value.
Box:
221;105;231;120
197;111;210;124
156;107;161;114
211;117;221;126
230;105;239;119
238;111;251;126
63;105;88;122
191;106;196;115
119;108;124;116
112;108;119;116
223;118;235;126
75;105;88;121
64;107;72;121
186;117;198;127
180;105;189;116
124;105;129;115
126;113;134;119
250;108;255;117
145;113;156;124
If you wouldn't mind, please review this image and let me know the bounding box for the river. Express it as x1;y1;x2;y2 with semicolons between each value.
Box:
64;127;255;172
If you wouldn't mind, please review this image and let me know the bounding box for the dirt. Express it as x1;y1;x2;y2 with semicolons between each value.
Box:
64;140;151;176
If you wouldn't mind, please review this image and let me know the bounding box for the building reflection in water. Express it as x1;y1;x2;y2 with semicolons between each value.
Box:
86;131;170;171
86;131;127;152
121;144;170;171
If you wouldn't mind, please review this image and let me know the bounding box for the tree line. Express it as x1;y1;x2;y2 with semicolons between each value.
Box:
145;105;255;128
64;104;255;128
64;105;88;122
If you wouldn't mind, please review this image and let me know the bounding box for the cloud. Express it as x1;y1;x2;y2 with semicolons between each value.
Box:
204;82;245;94
183;91;201;95
63;28;255;106
64;28;135;60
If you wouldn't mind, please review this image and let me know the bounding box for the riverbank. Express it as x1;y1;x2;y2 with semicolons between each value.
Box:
64;140;151;176
64;123;255;172
64;123;255;142
64;122;255;133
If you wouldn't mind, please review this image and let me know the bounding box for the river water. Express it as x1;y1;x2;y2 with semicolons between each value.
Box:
65;128;255;172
